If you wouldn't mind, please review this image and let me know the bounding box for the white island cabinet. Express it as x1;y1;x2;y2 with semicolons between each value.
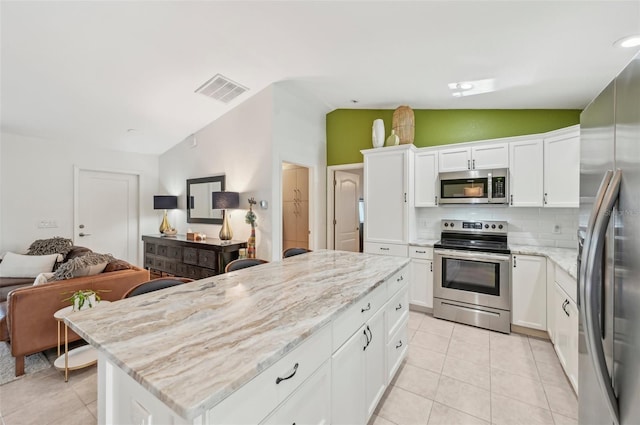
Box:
66;251;410;425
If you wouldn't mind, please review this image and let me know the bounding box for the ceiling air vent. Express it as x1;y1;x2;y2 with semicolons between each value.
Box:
195;74;248;104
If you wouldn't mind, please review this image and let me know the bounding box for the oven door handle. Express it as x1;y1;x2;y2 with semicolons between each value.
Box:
434;249;511;263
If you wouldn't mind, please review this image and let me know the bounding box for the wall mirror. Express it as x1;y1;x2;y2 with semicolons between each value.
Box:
186;175;225;224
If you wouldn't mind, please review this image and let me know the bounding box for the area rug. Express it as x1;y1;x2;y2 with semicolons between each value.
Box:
0;342;51;385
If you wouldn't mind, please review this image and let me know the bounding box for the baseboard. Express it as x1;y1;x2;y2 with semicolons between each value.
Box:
511;324;550;340
409;304;433;314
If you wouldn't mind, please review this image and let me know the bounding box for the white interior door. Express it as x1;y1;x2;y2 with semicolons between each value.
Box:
334;170;360;252
75;169;139;265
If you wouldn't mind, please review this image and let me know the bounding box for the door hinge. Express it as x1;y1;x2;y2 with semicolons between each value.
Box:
333;219;337;225
333;179;337;187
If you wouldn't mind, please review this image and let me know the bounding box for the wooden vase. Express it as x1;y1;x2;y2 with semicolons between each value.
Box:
247;226;256;259
392;105;415;144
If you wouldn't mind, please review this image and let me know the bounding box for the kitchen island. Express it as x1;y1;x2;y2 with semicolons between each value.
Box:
66;250;410;424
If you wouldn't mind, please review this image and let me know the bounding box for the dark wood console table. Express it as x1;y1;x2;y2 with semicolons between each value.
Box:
142;235;247;279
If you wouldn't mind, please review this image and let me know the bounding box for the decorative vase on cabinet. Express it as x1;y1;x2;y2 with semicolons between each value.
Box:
385;129;400;147
372;119;385;148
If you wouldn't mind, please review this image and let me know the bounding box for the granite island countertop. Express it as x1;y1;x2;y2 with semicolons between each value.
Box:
65;250;410;420
509;245;578;279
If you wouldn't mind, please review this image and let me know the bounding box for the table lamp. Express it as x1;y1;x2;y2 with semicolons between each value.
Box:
212;191;239;240
153;195;178;235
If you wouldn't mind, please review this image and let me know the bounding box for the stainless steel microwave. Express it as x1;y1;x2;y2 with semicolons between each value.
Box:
438;168;508;204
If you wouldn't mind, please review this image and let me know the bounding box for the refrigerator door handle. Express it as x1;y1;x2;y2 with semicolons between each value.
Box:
579;170;614;308
582;169;622;425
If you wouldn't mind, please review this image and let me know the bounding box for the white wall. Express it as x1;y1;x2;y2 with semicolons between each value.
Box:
272;82;328;257
0;132;160;264
159;86;275;260
415;205;579;249
159;82;328;261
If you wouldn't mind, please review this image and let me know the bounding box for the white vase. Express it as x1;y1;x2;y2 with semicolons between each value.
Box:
372;119;385;148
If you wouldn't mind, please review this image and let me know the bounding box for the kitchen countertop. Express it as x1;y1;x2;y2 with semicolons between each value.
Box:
65;250;409;420
509;245;578;279
410;239;578;279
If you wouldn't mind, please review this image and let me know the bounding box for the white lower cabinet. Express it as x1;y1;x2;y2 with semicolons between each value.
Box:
263;360;331;425
553;282;579;393
332;306;387;424
409;246;433;309
546;259;555;343
511;254;546;330
365;307;387;419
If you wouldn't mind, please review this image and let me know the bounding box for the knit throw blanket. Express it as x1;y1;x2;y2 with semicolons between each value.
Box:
27;237;73;256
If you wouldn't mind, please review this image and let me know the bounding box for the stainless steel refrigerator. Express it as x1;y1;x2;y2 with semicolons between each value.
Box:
579;51;640;425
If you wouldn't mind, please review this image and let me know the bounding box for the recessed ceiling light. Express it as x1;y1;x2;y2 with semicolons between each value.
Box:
614;35;640;48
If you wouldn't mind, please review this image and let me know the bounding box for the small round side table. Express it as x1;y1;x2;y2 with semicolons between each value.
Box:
53;301;111;382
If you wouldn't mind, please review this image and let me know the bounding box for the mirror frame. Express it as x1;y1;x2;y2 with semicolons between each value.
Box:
186;175;226;224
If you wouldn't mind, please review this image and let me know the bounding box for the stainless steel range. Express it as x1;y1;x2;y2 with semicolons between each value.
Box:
433;219;511;333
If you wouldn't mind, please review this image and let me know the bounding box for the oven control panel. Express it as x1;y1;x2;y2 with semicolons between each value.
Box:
441;219;508;234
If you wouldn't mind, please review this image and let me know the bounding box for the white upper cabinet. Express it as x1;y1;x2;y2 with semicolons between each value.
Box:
414;150;438;207
438;142;508;172
471;143;509;170
362;146;413;245
544;128;580;208
509;138;544;207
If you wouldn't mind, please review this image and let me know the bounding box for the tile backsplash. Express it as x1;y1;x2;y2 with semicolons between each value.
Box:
415;206;578;249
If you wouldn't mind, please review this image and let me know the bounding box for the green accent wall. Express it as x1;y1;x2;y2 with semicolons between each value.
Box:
326;109;580;166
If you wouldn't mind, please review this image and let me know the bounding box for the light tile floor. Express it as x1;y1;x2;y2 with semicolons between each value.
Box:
370;311;578;425
0;312;578;425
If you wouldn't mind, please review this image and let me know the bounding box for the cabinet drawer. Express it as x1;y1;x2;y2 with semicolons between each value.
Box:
157;245;168;257
387;265;409;297
409;246;433;260
209;324;331;425
167;246;182;260
387;316;409;384
555;265;577;303
153;258;165;270
364;242;408;257
183;248;198;265
145;243;156;254
386;286;409;339
164;261;177;275
332;282;388;351
262;360;331;425
198;249;217;270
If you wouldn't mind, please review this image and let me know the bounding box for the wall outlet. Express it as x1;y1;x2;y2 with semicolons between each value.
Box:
552;224;561;234
37;220;58;229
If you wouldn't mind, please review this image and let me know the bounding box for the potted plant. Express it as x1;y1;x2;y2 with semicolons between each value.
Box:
63;289;107;311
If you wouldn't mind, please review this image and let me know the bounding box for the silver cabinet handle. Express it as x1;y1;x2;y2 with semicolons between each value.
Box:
415;250;426;254
544;193;548;204
582;169;621;425
467;159;470;170
78;233;91;237
395;303;402;311
380;247;390;251
510;194;513;205
513;256;517;267
361;302;371;313
435;195;438;205
472;159;476;169
430;261;433;272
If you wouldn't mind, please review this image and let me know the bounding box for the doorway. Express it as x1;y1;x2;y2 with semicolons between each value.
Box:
282;162;310;253
74;168;140;265
327;164;364;252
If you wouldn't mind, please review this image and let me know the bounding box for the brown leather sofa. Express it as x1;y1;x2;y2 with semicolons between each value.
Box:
0;266;149;376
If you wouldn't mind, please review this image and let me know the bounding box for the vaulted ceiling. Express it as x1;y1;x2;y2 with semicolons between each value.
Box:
2;1;639;155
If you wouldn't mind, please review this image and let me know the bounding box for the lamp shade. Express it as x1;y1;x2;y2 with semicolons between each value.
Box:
153;195;178;210
212;191;239;210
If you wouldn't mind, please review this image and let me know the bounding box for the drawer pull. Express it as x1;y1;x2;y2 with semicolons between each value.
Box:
396;275;404;282
416;250;426;254
361;302;371;313
396;340;403;349
380;247;390;251
562;299;570;317
395;303;402;311
275;363;299;384
363;326;373;351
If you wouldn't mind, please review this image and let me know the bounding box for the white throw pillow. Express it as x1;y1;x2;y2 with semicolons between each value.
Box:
0;252;60;278
33;272;56;286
